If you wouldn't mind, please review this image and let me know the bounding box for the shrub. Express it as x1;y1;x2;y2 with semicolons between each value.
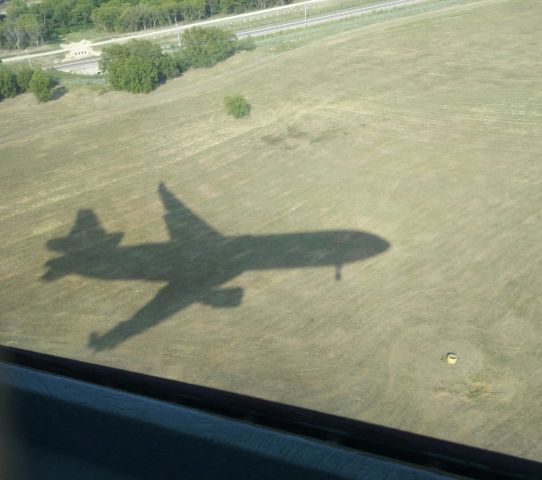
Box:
169;50;192;73
236;36;256;51
15;66;34;93
181;27;236;68
29;69;55;102
224;94;250;118
160;50;190;80
159;55;181;80
0;66;18;100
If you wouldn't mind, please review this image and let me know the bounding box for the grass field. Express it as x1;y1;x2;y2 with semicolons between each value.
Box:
1;0;541;461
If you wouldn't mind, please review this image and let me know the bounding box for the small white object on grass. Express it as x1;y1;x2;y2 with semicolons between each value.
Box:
446;353;458;365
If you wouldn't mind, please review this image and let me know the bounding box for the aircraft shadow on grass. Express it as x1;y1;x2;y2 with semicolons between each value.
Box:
42;183;390;352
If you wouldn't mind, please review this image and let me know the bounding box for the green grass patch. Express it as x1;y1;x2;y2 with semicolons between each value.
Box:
59;27;114;44
257;0;481;48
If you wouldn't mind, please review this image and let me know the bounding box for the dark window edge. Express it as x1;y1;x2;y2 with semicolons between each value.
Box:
1;345;540;480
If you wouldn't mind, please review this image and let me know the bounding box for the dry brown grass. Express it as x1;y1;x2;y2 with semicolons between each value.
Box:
1;0;541;461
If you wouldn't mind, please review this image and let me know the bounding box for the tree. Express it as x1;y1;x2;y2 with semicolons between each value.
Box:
1;18;28;50
118;6;142;32
160;1;183;24
0;66;18;100
101;40;164;93
181;27;236;68
0;12;45;50
31;1;56;39
206;0;221;16
29;69;55;102
109;56;159;93
1;0;291;46
180;0;206;21
6;0;29;20
18;14;43;47
219;0;241;14
71;0;96;26
91;5;123;32
224;94;250;118
140;4;162;28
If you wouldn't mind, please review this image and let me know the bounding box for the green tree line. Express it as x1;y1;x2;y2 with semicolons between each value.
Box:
0;64;56;102
0;28;253;103
0;0;291;50
99;29;253;93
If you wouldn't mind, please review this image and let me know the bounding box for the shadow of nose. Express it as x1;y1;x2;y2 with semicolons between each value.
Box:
371;235;391;254
342;231;390;263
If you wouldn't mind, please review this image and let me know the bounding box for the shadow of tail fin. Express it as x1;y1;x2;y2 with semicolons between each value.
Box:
46;209;123;252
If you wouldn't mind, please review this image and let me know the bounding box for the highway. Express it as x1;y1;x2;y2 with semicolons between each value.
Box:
2;0;422;73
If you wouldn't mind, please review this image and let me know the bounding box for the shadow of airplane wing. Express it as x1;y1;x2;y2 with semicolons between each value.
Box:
158;182;221;243
88;282;194;352
87;285;244;352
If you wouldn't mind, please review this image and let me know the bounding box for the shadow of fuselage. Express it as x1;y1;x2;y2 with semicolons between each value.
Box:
42;183;390;351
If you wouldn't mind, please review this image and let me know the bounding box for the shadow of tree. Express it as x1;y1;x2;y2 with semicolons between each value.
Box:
43;183;390;351
50;85;67;101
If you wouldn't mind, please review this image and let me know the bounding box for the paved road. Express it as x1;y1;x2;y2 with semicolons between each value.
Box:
54;57;102;74
2;0;422;72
